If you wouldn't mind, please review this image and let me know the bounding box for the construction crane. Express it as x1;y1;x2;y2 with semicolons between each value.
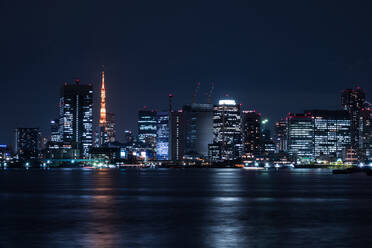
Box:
192;82;201;104
207;82;215;104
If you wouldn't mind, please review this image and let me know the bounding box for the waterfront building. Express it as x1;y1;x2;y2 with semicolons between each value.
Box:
288;110;352;162
138;108;157;148
287;113;315;162
182;103;213;158
275;119;287;152
242;110;261;156
58;80;93;157
309;110;351;160
169;110;185;161
50;119;61;142
14;128;41;159
341;87;369;158
210;99;242;161
156;111;170;160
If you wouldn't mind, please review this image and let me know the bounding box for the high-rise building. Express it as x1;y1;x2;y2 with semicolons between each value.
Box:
310;110;351;160
183;103;213;158
15;128;41;159
288;111;352;162
59;80;93;157
341;87;368;156
287;113;315;161
275;119;287;152
50;119;60;142
156;112;169;160
210;99;242;161
105;112;116;143
242;110;261;156
169;110;185;161
138;109;157;148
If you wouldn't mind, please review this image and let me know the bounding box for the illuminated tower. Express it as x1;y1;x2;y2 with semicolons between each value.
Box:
99;69;106;127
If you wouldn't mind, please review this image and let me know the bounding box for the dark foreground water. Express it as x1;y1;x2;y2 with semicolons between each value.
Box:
1;168;372;247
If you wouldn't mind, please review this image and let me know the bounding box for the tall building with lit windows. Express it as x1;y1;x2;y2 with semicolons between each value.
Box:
138;109;157;148
169;110;185;161
288;110;351;161
156;112;170;160
309;110;351;160
275;119;287;152
287;113;314;161
242;110;261;156
59;80;93;157
341;87;367;155
209;99;242;161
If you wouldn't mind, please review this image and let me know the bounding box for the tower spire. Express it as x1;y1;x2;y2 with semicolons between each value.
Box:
99;65;107;126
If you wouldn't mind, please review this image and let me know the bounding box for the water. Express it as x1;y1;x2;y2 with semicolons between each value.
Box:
1;168;372;248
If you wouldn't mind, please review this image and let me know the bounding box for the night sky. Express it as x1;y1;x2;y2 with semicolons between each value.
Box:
1;0;372;144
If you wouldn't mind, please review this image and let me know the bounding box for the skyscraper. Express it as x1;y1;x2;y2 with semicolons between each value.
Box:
15;128;41;159
288;111;352;162
169;110;185;161
287;113;314;161
341;87;368;156
183;103;213;158
138;109;157;148
59;80;93;157
50;119;60;142
275;119;287;152
156;112;170;160
310;110;351;160
242;110;261;156
210;99;242;161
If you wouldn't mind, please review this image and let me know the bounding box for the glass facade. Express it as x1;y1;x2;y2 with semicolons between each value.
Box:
59;81;93;157
138;109;157;148
211;99;242;160
156;112;169;160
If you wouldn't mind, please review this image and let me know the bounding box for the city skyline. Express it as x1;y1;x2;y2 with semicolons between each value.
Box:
2;1;372;144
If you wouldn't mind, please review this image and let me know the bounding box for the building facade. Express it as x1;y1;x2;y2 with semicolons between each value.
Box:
169;110;185;161
156;112;169;160
59;80;93;157
210;99;242;161
138;109;157;148
183;103;214;158
242;110;261;156
15;128;41;159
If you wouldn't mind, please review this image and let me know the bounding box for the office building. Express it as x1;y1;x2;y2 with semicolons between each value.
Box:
15;128;41;159
287;113;315;161
138;109;157;148
275;119;287;152
169;110;185;161
58;80;93;157
341;87;369;156
210;99;242;160
242;110;261;156
183;103;213;158
156;112;169;160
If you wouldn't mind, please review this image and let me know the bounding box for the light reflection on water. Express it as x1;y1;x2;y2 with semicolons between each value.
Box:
0;168;372;247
